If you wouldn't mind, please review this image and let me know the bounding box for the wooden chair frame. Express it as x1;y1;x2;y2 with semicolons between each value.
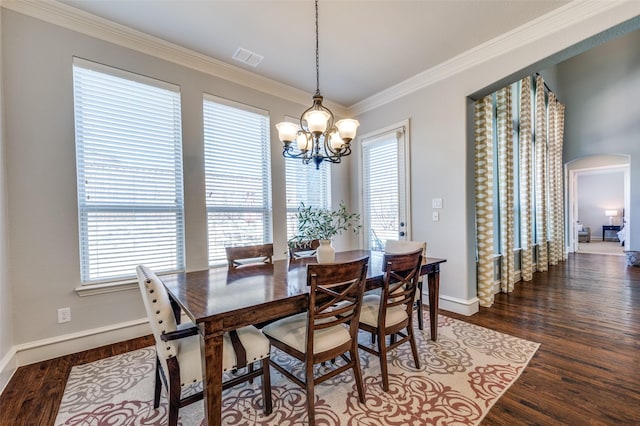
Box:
265;257;369;425
225;243;273;269
288;239;320;259
357;249;422;392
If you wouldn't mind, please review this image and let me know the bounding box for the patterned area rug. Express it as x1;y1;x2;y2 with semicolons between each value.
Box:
55;315;539;425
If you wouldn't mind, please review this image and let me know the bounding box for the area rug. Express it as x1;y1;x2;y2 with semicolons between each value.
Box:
55;315;539;425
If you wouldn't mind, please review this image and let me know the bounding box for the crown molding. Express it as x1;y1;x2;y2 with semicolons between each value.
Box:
0;0;349;116
349;0;640;115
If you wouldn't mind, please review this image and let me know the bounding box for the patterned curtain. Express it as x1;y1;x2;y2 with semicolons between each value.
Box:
557;103;567;261
519;77;534;281
474;95;495;307
475;75;566;307
550;98;567;262
497;88;515;292
534;75;548;272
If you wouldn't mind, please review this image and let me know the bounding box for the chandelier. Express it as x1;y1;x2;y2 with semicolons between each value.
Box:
276;0;359;169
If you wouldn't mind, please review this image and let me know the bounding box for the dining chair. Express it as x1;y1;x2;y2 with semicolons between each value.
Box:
384;240;428;330
357;249;423;392
262;257;369;425
288;239;320;259
225;243;273;269
136;265;273;426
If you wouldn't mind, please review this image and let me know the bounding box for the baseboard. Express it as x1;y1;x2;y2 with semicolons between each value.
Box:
0;346;18;395
439;294;480;316
14;318;151;367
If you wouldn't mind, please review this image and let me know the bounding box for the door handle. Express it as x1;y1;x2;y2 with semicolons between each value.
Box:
399;231;405;237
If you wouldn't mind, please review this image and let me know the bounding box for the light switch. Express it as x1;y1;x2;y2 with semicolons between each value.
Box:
432;198;443;209
432;211;439;221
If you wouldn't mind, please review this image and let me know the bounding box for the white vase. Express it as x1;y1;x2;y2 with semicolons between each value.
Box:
316;239;335;263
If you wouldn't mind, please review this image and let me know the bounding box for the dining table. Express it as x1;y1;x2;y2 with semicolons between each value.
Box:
161;249;446;426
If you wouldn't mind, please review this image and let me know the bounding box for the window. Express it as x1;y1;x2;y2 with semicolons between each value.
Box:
285;130;331;240
361;124;410;251
203;95;272;265
73;58;185;283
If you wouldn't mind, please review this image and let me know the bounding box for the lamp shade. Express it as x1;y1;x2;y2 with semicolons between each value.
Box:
605;210;618;217
276;122;299;143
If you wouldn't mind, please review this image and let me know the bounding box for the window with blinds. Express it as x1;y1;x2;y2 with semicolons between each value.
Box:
72;58;185;283
362;126;408;251
285;155;331;240
203;95;272;265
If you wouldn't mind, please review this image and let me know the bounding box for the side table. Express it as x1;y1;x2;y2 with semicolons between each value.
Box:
602;225;621;241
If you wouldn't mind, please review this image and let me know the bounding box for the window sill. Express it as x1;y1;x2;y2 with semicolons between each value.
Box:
75;279;138;297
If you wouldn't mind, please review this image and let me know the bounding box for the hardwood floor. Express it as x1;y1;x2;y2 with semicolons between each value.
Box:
1;253;639;425
447;253;640;425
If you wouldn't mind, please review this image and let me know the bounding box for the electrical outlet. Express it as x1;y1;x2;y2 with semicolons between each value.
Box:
432;211;439;221
58;307;71;323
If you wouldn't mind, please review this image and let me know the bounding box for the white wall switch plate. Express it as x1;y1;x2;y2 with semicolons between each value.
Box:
432;211;439;221
432;198;443;209
58;307;71;323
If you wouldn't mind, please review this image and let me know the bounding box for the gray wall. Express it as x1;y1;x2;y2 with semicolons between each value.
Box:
559;29;640;250
0;5;16;384
1;10;351;347
577;172;625;236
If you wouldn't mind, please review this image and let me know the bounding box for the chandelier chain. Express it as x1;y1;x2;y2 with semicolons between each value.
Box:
315;0;320;95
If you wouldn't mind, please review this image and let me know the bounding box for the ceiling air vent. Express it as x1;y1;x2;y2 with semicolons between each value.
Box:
232;47;264;67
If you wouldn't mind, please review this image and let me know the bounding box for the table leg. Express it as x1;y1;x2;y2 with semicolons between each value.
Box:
427;270;440;341
201;331;224;426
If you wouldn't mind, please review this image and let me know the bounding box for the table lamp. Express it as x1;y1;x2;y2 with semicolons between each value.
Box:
605;210;618;225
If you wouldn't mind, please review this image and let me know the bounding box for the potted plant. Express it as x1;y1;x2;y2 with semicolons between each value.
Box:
289;201;361;263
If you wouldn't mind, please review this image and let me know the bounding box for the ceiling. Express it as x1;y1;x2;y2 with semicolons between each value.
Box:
57;0;570;107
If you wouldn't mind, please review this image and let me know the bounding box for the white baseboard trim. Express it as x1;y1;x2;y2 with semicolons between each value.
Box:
439;295;480;316
0;346;18;395
14;318;151;367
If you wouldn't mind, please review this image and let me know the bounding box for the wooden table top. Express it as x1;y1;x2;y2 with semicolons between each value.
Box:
161;249;445;331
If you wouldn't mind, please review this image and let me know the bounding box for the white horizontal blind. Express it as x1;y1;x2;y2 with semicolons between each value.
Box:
285;157;331;240
363;132;399;250
73;59;185;283
203;95;272;265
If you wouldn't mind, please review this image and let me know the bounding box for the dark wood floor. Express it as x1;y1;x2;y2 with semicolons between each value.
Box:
1;253;639;425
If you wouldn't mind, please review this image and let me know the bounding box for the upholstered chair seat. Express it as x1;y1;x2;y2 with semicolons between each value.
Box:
262;313;351;354
359;294;409;328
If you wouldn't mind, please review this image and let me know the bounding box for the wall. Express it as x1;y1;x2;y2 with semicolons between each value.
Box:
559;29;640;250
0;9;354;358
0;4;18;391
351;4;640;312
577;171;625;236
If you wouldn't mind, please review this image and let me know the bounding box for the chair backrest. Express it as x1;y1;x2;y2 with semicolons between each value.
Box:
225;243;274;269
136;265;179;364
289;239;320;259
385;240;427;278
380;250;423;322
306;257;369;354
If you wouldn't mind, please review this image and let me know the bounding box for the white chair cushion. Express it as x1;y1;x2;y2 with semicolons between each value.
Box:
174;323;270;387
262;312;351;354
359;294;408;328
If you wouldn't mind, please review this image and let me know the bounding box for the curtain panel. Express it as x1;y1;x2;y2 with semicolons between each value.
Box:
474;75;565;307
474;95;495;307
